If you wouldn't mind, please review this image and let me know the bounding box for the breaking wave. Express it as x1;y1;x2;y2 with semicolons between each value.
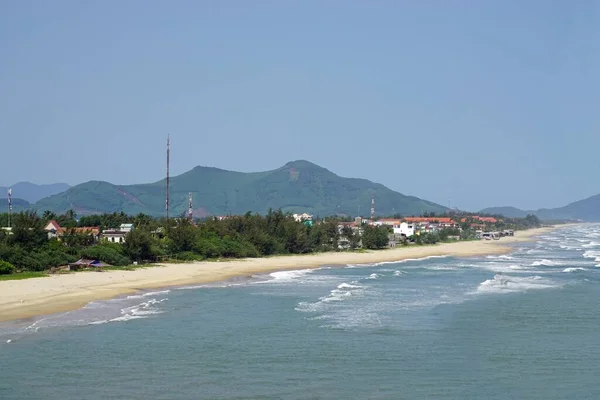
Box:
476;275;559;294
563;267;587;273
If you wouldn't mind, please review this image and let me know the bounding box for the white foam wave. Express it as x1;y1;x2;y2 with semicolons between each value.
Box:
337;282;362;289
126;290;170;300
531;259;559;267
395;255;450;263
476;274;559;294
582;241;600;248
366;273;380;280
268;269;314;282
563;267;587;273
394;270;405;276
486;255;513;260
583;250;600;259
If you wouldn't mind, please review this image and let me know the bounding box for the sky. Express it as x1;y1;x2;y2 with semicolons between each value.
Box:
1;1;599;212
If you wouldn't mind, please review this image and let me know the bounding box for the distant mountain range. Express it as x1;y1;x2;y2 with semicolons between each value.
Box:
0;182;70;204
33;160;449;218
481;193;600;221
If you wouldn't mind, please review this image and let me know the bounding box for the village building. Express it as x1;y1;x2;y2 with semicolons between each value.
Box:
43;220;100;241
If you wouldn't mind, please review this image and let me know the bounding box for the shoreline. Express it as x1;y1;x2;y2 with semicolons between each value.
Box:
0;226;562;322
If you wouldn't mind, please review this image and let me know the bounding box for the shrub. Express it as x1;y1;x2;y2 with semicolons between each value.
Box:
80;243;131;266
0;260;15;275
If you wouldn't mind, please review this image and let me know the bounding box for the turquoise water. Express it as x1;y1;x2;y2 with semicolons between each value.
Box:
2;224;600;399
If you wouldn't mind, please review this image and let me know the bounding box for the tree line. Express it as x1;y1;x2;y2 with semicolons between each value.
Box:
0;209;542;275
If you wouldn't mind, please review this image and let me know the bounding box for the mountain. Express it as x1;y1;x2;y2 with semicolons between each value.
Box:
0;198;30;213
33;160;448;217
479;206;531;218
0;182;70;204
481;193;600;222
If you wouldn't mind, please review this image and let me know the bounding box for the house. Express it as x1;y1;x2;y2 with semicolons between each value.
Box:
120;223;134;233
394;222;415;237
44;220;100;241
101;229;128;243
293;213;313;223
44;220;62;239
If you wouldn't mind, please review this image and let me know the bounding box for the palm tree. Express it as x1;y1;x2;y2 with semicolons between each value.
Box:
42;210;56;221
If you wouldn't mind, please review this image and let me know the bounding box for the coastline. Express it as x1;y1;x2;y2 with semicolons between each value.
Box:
0;226;559;322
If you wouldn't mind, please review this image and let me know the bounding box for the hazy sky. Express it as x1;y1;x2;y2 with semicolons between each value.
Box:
1;1;599;211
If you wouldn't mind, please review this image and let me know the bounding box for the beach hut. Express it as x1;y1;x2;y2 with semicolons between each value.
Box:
69;258;111;271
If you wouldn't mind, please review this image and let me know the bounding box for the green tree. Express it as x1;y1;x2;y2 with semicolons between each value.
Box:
11;211;47;249
123;229;159;262
361;225;389;249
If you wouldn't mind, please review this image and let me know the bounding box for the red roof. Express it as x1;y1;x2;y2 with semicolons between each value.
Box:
403;217;455;224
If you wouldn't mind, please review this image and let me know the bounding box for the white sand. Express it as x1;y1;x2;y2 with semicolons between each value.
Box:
0;227;557;322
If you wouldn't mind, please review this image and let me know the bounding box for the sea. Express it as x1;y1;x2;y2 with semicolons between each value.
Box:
1;224;600;399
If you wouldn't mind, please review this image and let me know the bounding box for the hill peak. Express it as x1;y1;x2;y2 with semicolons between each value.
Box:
282;160;325;170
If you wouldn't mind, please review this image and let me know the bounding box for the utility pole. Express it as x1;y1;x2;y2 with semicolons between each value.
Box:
370;195;375;220
165;134;170;221
7;188;12;228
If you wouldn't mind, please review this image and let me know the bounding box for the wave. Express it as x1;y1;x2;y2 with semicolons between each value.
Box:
476;274;559;294
345;255;450;269
89;298;168;325
563;267;587;273
337;282;362;289
366;273;380;280
582;250;600;261
582;241;600;248
394;270;405;276
531;259;560;267
486;255;514;260
126;290;171;300
267;269;314;282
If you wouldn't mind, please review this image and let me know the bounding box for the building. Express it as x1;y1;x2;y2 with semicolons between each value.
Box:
101;230;128;243
120;223;134;233
394;222;415;237
44;220;100;241
293;213;313;223
44;220;62;239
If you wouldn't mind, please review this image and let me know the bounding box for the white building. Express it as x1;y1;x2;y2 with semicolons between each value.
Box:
393;222;415;237
101;230;128;243
120;223;134;233
293;213;312;222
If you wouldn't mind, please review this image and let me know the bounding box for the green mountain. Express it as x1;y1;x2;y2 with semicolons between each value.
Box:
0;182;70;204
481;193;600;222
0;198;31;213
33;160;448;217
479;206;531;218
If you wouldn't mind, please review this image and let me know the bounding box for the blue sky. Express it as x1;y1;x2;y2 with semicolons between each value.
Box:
1;1;599;211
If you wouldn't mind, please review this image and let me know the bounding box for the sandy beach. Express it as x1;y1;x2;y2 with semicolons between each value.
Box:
0;227;558;322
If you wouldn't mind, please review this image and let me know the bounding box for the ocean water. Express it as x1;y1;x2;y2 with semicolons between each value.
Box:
2;224;600;399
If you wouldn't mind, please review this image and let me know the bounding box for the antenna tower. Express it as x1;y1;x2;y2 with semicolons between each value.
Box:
188;192;193;221
166;134;170;221
7;188;12;228
370;195;375;220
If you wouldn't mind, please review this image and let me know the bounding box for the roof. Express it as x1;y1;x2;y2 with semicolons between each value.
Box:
101;230;128;235
70;258;111;267
403;217;455;224
58;227;100;235
45;220;61;231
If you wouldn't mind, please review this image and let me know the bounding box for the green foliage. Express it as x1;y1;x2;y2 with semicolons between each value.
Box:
123;229;161;262
80;243;130;266
11;211;47;249
361;225;390;249
0;260;15;275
